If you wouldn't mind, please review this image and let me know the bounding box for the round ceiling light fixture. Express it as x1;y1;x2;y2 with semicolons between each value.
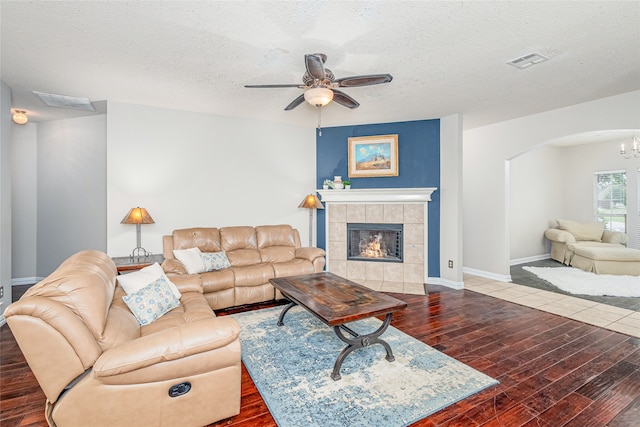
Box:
12;110;28;125
304;87;333;107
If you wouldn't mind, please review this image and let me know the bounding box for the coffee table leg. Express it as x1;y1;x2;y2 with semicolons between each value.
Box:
330;313;395;381
277;300;297;326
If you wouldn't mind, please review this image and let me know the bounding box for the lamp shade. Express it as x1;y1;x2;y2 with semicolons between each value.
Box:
121;207;155;224
304;87;334;107
298;194;324;209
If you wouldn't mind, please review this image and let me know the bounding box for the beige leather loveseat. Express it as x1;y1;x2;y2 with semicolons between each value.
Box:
545;219;640;275
162;224;326;309
4;250;242;427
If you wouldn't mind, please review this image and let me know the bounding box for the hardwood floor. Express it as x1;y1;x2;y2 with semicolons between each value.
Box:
2;285;639;426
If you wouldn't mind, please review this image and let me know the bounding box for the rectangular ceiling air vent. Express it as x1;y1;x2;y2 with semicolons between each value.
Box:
507;52;549;69
33;91;96;111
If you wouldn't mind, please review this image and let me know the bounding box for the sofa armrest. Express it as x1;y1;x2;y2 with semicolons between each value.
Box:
162;258;187;274
295;247;326;263
93;317;240;379
544;228;576;243
602;230;628;245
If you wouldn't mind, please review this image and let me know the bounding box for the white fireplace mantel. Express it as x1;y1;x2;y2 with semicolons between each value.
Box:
317;187;437;204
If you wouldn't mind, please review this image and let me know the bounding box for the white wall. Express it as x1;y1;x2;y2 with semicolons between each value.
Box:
439;114;464;287
509;137;639;262
0;80;12;319
106;102;317;257
563;139;639;248
464;90;640;280
37;115;107;275
509;144;565;261
11;123;37;279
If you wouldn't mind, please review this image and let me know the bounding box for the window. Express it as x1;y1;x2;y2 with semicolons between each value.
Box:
594;170;626;232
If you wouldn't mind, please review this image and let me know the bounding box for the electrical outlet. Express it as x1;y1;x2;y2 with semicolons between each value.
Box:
0;285;4;298
448;260;453;269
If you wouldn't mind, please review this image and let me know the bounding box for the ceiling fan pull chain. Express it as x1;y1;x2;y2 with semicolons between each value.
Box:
317;106;322;136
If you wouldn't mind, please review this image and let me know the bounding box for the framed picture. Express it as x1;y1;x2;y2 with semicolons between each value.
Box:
348;134;399;178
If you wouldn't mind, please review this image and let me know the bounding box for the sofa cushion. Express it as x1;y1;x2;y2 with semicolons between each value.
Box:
256;225;296;248
122;276;181;326
172;227;222;252
21;250;117;341
221;226;261;266
173;247;206;274
220;226;257;250
572;245;640;261
602;230;629;245
117;263;181;299
232;264;274;287
556;219;605;241
140;292;217;336
256;225;297;263
201;251;231;271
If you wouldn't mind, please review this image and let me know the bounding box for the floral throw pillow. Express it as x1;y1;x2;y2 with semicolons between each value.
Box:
122;276;181;326
201;251;231;272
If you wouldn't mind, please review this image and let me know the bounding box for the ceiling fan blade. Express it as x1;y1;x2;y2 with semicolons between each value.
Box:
334;74;393;87
245;84;305;88
284;94;305;111
305;54;326;80
332;90;360;109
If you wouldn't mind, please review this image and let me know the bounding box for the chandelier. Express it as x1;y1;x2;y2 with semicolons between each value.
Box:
620;135;640;159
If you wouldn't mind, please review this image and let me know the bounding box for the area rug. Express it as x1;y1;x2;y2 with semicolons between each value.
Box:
523;266;640;297
230;306;498;427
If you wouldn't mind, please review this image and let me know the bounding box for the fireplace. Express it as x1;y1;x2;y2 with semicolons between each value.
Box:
347;223;403;263
317;187;436;294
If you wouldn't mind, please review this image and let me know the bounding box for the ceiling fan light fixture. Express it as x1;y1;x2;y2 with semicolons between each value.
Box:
304;87;333;107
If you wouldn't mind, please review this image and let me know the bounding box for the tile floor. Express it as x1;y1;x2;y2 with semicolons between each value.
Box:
464;273;640;338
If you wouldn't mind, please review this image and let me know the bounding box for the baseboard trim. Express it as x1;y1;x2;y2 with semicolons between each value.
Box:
462;267;511;283
426;277;464;290
11;277;43;286
510;254;551;266
0;315;5;327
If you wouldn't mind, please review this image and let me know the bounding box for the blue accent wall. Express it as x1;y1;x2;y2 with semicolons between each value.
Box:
316;119;441;277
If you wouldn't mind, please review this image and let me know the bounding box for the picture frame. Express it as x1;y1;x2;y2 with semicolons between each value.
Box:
348;134;399;178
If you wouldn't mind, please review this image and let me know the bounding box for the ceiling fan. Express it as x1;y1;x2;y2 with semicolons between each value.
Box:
245;53;393;110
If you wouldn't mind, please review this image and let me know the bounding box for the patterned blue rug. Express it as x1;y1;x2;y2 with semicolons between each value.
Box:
231;306;498;427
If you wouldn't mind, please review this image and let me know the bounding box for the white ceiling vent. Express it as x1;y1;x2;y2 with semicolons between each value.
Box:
33;91;96;111
507;52;550;69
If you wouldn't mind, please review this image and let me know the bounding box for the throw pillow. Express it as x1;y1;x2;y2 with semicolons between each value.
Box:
122;276;181;326
556;219;605;242
117;262;181;299
201;251;231;271
173;247;206;274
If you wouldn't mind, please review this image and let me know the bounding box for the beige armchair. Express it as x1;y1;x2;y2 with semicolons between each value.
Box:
544;219;640;275
545;219;628;264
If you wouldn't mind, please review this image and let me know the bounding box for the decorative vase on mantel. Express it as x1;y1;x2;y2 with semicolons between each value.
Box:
333;176;344;190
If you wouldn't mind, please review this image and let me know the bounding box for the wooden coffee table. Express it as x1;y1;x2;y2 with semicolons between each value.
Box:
269;272;407;380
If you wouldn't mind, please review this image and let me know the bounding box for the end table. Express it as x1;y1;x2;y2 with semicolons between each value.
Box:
112;254;164;274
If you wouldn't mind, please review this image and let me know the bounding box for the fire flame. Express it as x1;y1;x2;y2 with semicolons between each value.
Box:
360;233;386;258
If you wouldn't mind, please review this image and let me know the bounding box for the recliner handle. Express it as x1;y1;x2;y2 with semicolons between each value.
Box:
168;382;191;398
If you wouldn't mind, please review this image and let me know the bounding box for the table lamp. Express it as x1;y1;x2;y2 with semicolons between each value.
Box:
298;194;324;247
121;207;155;258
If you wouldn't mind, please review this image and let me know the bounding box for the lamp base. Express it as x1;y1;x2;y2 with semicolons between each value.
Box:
129;247;153;260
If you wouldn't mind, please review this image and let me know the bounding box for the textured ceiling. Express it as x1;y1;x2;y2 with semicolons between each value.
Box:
2;1;639;131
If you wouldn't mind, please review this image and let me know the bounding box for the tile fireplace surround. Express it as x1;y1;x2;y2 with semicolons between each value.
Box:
317;188;437;295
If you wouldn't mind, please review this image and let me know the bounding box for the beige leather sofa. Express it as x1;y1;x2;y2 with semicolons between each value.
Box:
4;250;242;427
162;224;326;309
545;219;640;275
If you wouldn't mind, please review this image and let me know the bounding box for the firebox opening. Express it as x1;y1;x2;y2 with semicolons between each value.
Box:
347;223;403;263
